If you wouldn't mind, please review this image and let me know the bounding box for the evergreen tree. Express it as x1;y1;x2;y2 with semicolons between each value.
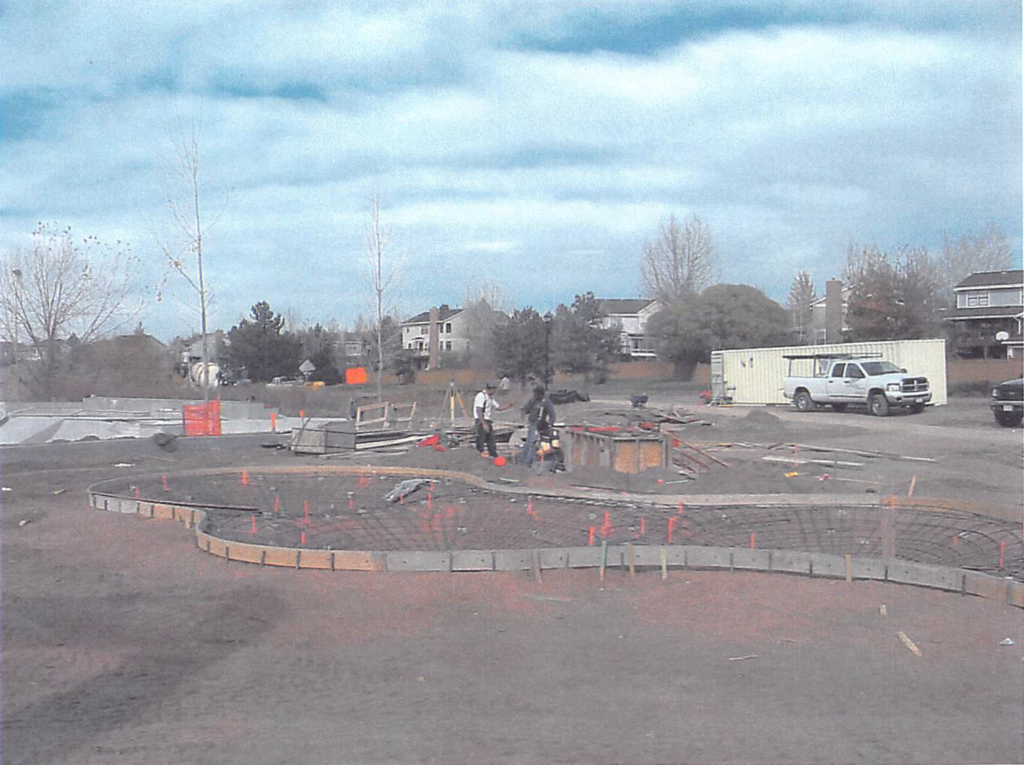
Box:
493;308;548;384
225;301;302;382
551;292;621;384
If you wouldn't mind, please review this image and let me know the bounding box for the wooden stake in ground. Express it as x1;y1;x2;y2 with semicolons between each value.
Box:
908;475;917;497
599;540;608;582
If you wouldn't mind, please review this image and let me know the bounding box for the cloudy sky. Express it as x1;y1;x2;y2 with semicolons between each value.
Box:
2;0;1021;341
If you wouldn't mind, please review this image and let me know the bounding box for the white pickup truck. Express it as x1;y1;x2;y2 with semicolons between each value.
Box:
783;355;931;416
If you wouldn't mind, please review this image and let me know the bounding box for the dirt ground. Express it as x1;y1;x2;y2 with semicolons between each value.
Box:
2;396;1022;764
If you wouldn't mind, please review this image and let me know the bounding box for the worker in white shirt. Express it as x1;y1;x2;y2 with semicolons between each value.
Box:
473;382;509;458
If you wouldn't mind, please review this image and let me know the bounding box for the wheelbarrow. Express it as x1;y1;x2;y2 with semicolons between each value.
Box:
630;394;649;409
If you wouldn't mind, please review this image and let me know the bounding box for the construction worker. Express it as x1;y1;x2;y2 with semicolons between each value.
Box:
474;382;509;458
518;385;556;466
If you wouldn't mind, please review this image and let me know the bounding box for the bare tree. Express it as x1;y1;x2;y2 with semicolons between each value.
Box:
156;121;227;400
365;195;404;402
1;223;141;399
640;213;716;305
939;223;1013;306
786;270;818;343
461;280;512;369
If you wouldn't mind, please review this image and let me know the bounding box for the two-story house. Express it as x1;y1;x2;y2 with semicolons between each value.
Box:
948;269;1023;359
596;298;662;359
401;305;471;369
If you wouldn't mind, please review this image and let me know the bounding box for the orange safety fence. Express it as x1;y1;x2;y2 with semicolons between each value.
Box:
345;367;368;385
182;399;222;436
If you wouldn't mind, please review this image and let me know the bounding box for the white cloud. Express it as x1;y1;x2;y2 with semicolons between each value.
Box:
1;2;1019;340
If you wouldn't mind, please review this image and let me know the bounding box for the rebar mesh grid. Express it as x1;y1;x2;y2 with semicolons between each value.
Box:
109;471;1023;580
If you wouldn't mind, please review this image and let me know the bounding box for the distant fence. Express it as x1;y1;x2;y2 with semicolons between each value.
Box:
410;360;696;388
947;358;1023;384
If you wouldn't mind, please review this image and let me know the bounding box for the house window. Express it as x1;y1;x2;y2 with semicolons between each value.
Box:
420;326;428;335
967;293;990;308
445;322;452;333
445;341;452;350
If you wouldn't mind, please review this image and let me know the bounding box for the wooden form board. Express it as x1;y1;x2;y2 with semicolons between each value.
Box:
355;401;417;432
562;430;668;474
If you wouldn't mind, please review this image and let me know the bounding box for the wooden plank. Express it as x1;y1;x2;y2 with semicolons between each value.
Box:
762;455;864;469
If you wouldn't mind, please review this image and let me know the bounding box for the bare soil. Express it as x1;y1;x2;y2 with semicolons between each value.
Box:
2;396;1022;764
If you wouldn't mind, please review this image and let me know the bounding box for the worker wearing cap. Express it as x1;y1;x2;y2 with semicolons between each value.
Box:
518;385;556;466
474;382;509;458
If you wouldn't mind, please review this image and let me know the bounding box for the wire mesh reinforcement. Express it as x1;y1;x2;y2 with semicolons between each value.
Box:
106;471;1024;581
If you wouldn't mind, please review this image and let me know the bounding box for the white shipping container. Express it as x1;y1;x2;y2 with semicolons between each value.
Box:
710;338;947;406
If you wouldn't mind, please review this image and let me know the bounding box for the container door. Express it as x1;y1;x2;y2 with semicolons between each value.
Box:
710;353;726;402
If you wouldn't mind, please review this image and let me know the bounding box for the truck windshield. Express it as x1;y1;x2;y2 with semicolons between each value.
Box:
861;361;902;375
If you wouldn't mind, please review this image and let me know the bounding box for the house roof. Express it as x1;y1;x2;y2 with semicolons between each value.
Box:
402;306;463;325
953;269;1023;290
596;298;658;315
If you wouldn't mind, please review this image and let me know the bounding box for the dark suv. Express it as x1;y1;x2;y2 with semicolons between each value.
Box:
991;377;1023;428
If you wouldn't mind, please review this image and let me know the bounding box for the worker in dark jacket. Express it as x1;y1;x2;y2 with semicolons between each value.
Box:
518;386;556;466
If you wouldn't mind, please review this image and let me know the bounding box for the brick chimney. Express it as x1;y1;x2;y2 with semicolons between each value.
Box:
825;279;843;344
427;306;440;370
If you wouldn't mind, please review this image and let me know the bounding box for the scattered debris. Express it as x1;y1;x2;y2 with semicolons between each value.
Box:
385;479;430;504
880;604;887;616
727;654;758;662
826;476;884;486
52;489;66;495
18;519;30;527
549;389;589;405
151;431;178;451
785;471;800;478
898;631;922;657
1;487;11;492
999;638;1016;646
785;442;937;464
114;463;135;468
763;455;865;470
526;595;576;602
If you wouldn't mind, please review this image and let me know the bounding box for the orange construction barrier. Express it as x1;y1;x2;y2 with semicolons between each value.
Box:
345;367;368;385
182;399;222;436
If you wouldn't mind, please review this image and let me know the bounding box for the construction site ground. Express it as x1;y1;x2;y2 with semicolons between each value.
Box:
2;394;1022;764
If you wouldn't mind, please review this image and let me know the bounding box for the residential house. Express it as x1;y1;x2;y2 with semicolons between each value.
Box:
0;340;42;366
596;298;662;359
947;269;1023;359
401;305;471;369
341;336;370;359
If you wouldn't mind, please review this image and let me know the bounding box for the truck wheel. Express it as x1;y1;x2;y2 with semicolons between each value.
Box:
869;393;890;417
995;410;1023;428
831;403;847;413
909;402;926;414
794;391;814;412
